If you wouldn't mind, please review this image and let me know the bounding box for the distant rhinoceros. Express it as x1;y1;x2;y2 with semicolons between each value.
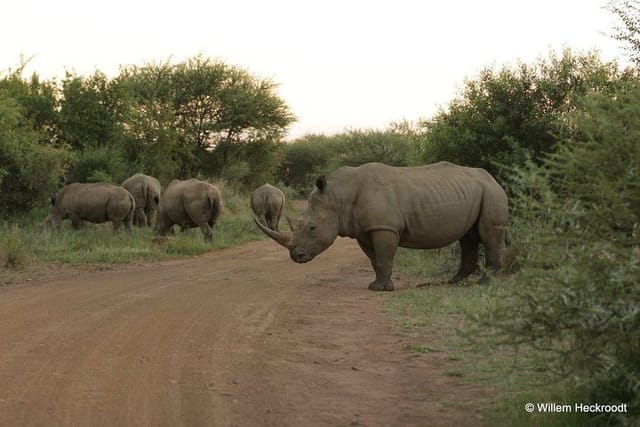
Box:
122;173;162;227
251;183;285;231
45;183;135;232
156;178;223;242
255;162;509;291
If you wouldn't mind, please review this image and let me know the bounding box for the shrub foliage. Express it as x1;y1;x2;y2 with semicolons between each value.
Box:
477;83;640;425
420;49;627;181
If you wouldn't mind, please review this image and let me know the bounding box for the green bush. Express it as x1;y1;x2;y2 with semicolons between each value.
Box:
325;129;419;170
420;49;627;180
278;134;341;194
67;146;128;184
476;84;640;425
210;139;282;190
279;128;420;195
0;96;69;215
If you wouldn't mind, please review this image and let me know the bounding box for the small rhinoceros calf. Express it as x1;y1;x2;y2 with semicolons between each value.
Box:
255;162;509;291
156;178;223;242
45;183;136;232
250;183;285;231
122;173;162;228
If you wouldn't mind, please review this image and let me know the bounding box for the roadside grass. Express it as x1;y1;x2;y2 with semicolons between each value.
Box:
2;214;264;264
0;187;303;273
0;186;267;282
0;224;30;268
390;247;590;427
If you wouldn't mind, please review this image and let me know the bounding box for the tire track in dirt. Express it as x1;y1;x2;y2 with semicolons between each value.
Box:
0;237;487;426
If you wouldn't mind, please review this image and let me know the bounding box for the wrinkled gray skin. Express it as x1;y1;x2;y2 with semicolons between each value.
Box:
156;178;223;242
122;173;162;227
45;183;135;232
250;183;285;231
255;162;509;291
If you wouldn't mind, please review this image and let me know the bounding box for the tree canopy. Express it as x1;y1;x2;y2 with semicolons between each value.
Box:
0;55;295;208
419;49;628;181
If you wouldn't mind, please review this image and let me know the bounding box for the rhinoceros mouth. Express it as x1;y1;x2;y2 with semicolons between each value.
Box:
290;247;312;263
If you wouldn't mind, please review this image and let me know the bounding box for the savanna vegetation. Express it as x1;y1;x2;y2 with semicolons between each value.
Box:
1;2;639;425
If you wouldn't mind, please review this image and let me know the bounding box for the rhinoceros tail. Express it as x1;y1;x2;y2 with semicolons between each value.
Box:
210;194;223;224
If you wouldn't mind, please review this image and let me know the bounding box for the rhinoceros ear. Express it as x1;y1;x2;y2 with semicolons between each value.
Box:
315;175;327;192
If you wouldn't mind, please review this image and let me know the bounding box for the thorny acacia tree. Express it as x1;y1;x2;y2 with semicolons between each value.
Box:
117;56;295;179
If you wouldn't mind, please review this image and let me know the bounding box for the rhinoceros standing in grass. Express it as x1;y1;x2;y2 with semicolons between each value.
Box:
45;183;135;232
255;162;509;291
251;183;285;231
156;178;223;242
122;173;162;228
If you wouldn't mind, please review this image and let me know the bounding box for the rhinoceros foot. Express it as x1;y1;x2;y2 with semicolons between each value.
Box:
368;280;394;292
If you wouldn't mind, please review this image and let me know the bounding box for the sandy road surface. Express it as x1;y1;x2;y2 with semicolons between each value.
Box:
0;237;485;426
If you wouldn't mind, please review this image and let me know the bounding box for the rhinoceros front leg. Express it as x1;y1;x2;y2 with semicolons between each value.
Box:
358;230;398;292
69;213;83;230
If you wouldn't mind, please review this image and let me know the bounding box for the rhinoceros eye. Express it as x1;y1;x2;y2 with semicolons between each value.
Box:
309;225;316;231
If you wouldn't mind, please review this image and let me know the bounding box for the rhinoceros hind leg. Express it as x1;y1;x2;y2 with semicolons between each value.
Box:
134;208;147;227
450;226;480;283
483;239;502;273
478;205;507;274
112;219;123;233
264;212;276;231
147;209;158;228
199;223;213;243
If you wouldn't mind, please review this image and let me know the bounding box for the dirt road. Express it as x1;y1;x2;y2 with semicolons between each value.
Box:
0;237;485;426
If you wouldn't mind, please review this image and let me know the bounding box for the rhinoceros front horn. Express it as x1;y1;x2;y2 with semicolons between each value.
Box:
254;217;292;248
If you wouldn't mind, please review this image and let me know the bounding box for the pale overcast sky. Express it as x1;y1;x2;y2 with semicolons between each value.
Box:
1;0;627;139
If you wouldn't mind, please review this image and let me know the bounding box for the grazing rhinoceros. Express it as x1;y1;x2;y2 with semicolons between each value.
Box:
45;183;135;232
255;162;509;291
122;173;162;227
156;178;223;242
251;183;285;231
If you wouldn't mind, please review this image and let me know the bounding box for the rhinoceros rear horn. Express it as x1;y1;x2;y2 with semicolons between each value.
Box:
254;217;292;248
286;216;297;231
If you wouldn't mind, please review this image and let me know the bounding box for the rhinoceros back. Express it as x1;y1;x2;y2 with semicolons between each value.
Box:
326;162;507;249
122;173;161;210
56;183;134;223
159;179;222;228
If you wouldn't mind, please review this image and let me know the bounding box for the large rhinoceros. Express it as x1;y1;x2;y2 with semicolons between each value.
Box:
122;173;162;227
45;183;135;232
255;162;509;291
251;183;285;231
156;178;223;242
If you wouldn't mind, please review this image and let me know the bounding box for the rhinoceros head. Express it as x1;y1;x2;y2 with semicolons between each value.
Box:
255;175;339;263
44;195;62;228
